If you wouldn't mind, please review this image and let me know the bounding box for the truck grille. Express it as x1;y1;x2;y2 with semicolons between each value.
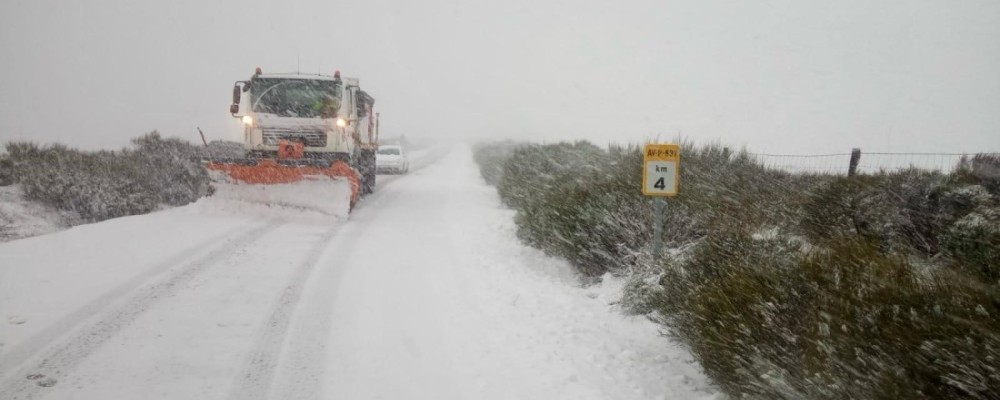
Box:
261;128;328;147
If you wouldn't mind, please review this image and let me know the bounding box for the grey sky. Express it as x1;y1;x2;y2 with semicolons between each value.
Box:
1;0;998;153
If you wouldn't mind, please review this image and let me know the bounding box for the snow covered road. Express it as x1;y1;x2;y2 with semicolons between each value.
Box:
0;146;716;399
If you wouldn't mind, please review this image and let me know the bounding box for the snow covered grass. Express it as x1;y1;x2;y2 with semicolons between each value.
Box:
474;140;1000;399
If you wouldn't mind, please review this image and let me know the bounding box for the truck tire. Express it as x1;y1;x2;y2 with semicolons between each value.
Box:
357;148;376;195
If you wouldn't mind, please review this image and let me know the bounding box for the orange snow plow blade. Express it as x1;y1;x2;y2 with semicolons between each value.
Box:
206;158;360;210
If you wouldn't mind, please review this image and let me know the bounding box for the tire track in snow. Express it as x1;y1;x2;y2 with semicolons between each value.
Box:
227;189;397;399
264;214;374;400
0;221;256;379
224;223;341;400
0;220;284;400
228;148;448;400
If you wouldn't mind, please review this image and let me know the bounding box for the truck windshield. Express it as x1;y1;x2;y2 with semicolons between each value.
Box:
250;78;341;118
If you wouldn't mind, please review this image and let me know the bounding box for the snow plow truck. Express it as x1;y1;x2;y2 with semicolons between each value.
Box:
207;68;378;212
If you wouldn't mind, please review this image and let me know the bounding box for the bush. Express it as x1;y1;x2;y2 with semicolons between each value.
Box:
955;154;1000;195
0;209;13;240
5;132;211;222
481;140;820;278
130;132;213;206
802;169;949;255
658;229;808;398
0;156;13;186
668;235;1000;400
941;204;1000;283
620;274;665;315
473;140;1000;399
800;167;999;283
6;142;154;220
797;240;999;399
491;142;654;277
471;140;522;186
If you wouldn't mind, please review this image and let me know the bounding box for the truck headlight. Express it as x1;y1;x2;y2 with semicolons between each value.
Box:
336;118;347;127
242;115;253;126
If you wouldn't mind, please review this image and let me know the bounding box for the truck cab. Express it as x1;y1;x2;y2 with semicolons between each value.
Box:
230;69;377;163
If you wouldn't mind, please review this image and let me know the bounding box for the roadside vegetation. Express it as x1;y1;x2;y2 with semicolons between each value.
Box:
0;132;219;223
473;141;1000;399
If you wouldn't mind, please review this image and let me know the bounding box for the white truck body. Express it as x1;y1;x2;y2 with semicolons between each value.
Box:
235;72;376;160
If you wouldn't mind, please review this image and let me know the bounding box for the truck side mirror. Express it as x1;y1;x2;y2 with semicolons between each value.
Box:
230;84;241;115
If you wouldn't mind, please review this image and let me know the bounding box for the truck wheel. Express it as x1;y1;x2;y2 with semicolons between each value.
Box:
358;149;376;195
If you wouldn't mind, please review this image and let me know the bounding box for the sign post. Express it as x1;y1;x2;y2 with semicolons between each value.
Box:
642;144;680;259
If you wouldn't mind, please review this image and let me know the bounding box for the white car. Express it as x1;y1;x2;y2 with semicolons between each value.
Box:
376;144;409;174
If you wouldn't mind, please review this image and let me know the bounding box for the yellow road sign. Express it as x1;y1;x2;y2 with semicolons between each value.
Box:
642;144;679;196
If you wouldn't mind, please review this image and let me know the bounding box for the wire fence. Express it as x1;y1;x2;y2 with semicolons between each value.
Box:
748;149;999;176
747;153;853;175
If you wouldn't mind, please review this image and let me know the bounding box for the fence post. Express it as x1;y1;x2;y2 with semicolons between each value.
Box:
848;148;861;176
652;198;666;260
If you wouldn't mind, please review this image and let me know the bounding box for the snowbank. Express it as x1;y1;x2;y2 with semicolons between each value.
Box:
0;185;79;242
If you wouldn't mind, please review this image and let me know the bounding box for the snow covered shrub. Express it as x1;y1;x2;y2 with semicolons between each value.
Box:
672;234;1000;399
481;139;820;279
667;142;824;245
955;153;1000;195
5;133;210;222
0;155;13;186
620;274;664;315
496;141;605;209
0;210;12;239
934;181;999;279
6;142;159;221
497;141;649;277
129;132;212;205
937;184;992;220
670;234;1000;400
475;139;1000;399
794;239;1000;400
803;175;898;248
886;169;951;254
472;140;522;186
941;204;1000;283
551;145;651;276
800;165;997;281
667;229;808;399
802;169;948;255
793;240;924;399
